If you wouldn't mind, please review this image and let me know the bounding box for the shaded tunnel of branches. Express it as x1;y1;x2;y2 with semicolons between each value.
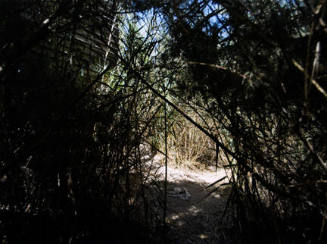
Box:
1;0;327;243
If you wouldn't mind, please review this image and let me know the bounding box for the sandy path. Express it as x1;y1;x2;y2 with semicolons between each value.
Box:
152;157;232;244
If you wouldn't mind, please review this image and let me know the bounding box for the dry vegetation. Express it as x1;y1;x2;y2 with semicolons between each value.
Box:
167;112;217;169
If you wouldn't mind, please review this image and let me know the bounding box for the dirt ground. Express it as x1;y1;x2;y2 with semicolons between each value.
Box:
152;155;233;244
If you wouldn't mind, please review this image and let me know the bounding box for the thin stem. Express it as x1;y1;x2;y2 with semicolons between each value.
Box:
163;83;168;241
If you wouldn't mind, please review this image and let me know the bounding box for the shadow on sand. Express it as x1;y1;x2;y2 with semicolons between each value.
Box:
163;179;233;244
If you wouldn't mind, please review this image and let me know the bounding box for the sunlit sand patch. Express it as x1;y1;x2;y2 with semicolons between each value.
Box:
171;214;180;220
177;220;185;226
188;205;200;215
212;192;221;199
199;233;209;239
